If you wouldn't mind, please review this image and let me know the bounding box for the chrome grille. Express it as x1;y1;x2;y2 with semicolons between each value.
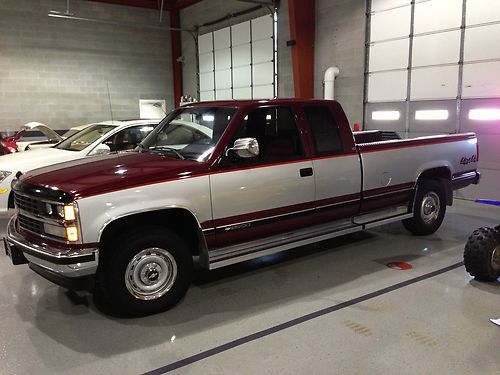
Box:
14;192;57;238
18;214;43;235
14;193;44;216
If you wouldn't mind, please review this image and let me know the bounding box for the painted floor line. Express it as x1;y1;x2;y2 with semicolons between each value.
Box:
143;261;464;375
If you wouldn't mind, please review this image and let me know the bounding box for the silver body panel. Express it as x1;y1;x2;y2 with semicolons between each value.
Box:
209;160;315;221
312;154;362;200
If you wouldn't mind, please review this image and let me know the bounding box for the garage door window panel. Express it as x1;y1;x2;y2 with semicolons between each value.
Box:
414;0;462;34
462;61;500;98
412;30;461;67
464;24;500;62
368;70;408;102
411;65;459;100
369;38;409;72
466;0;500;26
370;5;411;42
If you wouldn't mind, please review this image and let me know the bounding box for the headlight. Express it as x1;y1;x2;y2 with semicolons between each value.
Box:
0;171;12;183
64;205;76;221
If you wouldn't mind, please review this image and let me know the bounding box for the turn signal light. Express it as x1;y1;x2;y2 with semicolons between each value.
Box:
66;226;79;242
64;205;76;221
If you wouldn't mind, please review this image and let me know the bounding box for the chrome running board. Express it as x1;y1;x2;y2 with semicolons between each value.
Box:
208;211;414;270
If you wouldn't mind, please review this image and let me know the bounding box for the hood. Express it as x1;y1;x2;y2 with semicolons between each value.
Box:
21;151;207;199
0;147;76;174
24;122;63;142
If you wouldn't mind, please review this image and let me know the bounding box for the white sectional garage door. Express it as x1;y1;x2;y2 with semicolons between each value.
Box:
366;0;500;200
198;15;276;101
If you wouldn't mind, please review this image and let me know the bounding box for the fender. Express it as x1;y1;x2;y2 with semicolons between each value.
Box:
97;206;210;268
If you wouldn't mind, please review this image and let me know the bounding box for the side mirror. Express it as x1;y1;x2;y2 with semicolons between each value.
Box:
89;143;111;156
226;137;259;159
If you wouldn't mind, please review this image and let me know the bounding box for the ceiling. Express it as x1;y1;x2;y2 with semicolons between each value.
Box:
87;0;204;11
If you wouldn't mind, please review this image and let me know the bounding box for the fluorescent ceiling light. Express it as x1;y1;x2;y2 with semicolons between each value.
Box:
372;111;400;121
202;115;214;122
469;108;500;121
415;110;449;121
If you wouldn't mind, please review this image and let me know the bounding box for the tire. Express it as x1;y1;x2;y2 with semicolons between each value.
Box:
96;226;193;316
464;227;500;282
403;180;446;235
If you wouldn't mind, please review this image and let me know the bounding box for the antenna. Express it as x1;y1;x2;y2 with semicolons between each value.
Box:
152;101;167;116
106;82;114;123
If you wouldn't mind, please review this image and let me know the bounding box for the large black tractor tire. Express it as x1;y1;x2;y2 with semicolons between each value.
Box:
464;227;500;282
403;180;446;235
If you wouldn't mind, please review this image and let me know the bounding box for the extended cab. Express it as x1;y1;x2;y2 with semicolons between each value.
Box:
4;99;480;315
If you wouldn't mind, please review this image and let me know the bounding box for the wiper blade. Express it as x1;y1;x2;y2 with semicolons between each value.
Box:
150;146;185;160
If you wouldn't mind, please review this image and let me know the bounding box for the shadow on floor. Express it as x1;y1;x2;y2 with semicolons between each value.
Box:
11;220;478;368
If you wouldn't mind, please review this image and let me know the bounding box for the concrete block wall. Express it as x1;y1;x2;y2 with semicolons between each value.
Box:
179;0;294;102
0;0;173;133
314;0;366;127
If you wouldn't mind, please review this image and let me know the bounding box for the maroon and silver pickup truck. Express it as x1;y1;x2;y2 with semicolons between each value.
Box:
4;99;480;315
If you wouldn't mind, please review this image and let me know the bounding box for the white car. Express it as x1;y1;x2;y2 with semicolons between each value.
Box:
16;122;91;152
0;119;158;216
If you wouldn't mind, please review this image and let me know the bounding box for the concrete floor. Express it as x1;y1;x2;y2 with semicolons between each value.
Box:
0;199;499;374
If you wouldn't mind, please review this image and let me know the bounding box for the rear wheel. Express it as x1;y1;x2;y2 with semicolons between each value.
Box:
464;227;500;281
403;180;446;235
96;227;193;316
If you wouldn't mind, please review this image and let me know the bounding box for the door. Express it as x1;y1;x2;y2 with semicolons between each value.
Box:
302;105;362;223
210;106;315;248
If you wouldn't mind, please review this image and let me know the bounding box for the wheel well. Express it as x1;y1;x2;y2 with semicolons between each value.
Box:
417;167;451;183
99;209;204;257
417;167;453;205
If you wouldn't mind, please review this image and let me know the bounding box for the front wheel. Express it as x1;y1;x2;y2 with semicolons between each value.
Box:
403;180;446;235
464;227;500;281
96;227;193;316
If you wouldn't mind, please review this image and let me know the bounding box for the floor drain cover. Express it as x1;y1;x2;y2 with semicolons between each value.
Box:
386;261;413;270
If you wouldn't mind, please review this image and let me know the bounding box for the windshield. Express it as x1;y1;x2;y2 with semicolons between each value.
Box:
56;124;116;151
140;106;237;161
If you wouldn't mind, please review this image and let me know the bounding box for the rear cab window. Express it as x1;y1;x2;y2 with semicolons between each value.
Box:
303;105;343;155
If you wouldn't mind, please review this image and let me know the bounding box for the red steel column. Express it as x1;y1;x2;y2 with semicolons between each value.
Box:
170;9;183;107
288;0;315;98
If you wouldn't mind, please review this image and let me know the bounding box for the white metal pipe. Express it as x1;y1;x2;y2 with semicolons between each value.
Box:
323;66;340;100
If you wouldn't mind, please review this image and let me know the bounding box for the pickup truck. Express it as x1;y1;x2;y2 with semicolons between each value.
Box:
4;99;480;315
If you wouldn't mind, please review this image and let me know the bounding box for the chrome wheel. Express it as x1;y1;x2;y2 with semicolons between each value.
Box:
420;192;440;224
491;244;500;272
125;247;178;300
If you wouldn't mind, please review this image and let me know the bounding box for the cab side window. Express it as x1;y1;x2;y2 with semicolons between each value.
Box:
232;107;303;163
104;124;156;152
304;106;343;155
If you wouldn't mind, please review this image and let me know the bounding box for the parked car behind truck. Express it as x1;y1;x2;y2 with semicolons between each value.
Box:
0;119;158;217
4;99;480;315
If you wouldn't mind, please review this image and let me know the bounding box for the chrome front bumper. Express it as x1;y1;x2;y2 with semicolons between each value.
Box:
5;216;99;278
